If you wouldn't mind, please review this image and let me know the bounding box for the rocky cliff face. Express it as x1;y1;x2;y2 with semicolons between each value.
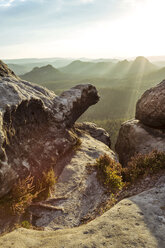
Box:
0;60;100;198
116;80;165;166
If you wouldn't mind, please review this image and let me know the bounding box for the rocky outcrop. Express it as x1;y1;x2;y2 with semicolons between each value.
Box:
29;132;115;230
136;80;165;128
75;122;111;147
0;61;99;198
116;119;165;166
1;175;165;248
0;60;19;80
116;80;165;166
0;60;120;236
53;85;99;128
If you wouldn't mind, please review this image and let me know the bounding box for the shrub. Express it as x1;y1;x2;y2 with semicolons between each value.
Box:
94;150;165;191
0;175;37;215
122;150;165;183
0;167;56;215
95;154;124;193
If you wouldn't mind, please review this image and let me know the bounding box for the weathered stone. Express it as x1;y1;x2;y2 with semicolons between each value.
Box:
75;122;111;147
115;119;165;166
1;176;165;248
0;61;99;198
0;60;19;80
136;80;165;128
53;85;99;128
29;132;115;230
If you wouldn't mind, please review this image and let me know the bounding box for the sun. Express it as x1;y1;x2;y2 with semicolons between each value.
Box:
53;0;165;58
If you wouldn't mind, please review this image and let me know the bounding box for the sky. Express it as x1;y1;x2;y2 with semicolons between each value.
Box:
0;0;165;59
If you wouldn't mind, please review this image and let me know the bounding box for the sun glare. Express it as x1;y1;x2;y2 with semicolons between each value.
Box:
1;0;165;58
43;0;165;58
74;0;165;58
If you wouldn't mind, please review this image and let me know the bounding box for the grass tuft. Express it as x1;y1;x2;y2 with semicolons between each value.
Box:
0;167;56;215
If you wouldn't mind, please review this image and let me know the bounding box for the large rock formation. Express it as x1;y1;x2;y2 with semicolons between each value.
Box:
136;80;165;128
116;80;165;166
0;60;121;236
1;175;165;247
0;60;19;79
116;119;165;166
0;60;99;198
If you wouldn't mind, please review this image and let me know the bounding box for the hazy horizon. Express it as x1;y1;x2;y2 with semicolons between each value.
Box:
6;55;165;62
1;0;165;59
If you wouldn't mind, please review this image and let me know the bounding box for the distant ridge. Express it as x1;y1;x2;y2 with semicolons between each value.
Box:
59;60;115;77
129;56;157;76
20;56;160;84
21;64;67;83
59;56;157;78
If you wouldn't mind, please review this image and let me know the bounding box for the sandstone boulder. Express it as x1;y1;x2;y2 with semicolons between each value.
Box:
0;60;99;198
115;119;165;166
136;80;165;128
75;122;111;147
0;60;19;80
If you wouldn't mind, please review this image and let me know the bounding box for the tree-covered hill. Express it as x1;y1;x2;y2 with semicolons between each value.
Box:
21;64;70;83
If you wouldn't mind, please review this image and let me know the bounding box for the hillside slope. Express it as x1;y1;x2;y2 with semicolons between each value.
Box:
21;64;69;83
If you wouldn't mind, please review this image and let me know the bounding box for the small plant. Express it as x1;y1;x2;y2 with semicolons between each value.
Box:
21;220;31;229
69;130;82;151
0;175;37;215
95;154;124;193
36;167;56;200
122;150;165;183
12;175;39;214
0;167;56;215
